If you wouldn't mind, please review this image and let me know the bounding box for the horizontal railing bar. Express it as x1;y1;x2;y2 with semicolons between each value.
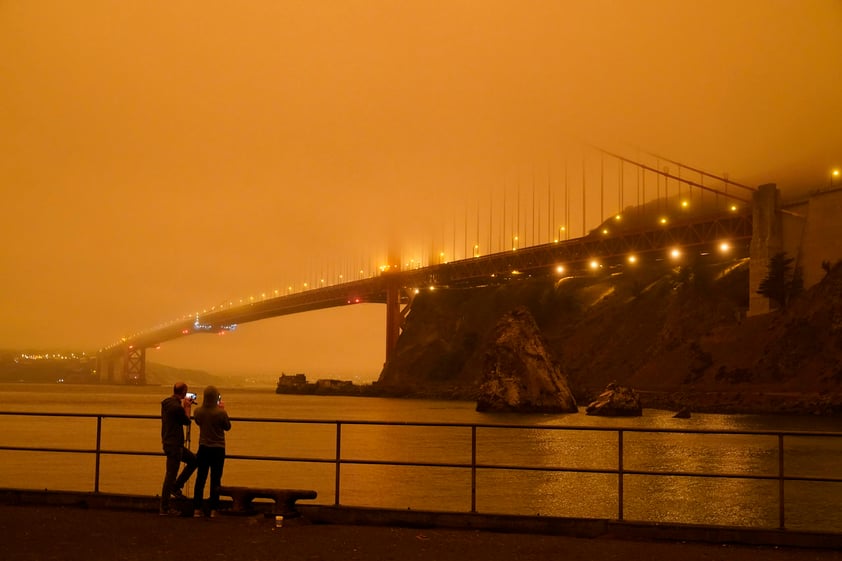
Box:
5;445;840;485
2;410;840;439
0;411;159;420
0;446;101;454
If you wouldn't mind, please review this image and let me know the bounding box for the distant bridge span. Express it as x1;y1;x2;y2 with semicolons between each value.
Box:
98;210;753;384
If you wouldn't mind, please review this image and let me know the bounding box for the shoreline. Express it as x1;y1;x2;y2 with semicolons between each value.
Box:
275;384;842;417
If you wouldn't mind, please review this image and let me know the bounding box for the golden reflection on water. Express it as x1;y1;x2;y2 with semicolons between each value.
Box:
1;384;840;532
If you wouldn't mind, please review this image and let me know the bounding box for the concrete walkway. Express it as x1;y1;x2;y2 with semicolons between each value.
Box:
2;504;842;561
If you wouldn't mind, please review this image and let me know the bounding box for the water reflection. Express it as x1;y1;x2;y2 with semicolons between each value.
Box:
1;384;840;532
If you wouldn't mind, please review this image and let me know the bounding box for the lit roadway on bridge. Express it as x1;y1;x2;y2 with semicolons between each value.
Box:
101;210;752;366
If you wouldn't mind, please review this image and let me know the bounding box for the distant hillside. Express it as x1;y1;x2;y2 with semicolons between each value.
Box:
0;352;222;389
379;258;842;414
144;362;225;388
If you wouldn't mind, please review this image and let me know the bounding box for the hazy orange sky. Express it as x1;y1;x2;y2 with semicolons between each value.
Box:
1;1;840;383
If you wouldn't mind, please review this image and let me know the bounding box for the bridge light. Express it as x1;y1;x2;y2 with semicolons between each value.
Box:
602;228;609;235
719;241;731;253
730;204;738;212
556;265;565;274
660;217;668;225
615;214;622;221
589;259;600;270
681;200;689;209
670;248;682;259
832;169;840;187
627;255;637;264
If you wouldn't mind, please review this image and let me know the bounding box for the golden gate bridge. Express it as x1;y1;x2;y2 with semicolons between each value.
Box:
98;148;757;383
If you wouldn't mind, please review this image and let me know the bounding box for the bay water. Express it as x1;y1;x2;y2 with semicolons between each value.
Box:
1;383;840;532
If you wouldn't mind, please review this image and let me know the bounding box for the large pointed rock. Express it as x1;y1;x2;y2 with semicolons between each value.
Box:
476;307;578;413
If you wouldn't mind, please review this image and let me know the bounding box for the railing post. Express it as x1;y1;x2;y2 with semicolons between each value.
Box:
617;429;624;521
471;425;477;514
94;416;102;493
334;422;342;506
778;433;785;529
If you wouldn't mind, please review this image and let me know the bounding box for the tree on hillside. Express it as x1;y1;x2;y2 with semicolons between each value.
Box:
757;251;802;309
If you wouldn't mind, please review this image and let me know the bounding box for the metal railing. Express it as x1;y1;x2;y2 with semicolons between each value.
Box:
1;411;841;531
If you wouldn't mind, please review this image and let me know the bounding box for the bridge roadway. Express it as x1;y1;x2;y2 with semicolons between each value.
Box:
99;211;752;382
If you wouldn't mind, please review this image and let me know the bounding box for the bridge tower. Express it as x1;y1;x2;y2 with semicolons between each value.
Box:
96;346;146;385
748;183;782;316
385;282;402;364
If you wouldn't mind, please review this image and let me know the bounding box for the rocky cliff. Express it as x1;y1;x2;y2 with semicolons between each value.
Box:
378;258;842;415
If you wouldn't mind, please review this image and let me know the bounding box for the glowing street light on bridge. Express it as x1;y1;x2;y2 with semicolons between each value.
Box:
589;259;600;270
832;169;840;187
555;264;565;274
670;248;682;260
719;241;731;253
627;254;637;264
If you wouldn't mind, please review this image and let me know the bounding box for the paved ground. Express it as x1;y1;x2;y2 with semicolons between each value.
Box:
2;504;841;561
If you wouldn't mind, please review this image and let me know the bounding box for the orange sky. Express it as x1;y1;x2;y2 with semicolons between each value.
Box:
1;1;840;383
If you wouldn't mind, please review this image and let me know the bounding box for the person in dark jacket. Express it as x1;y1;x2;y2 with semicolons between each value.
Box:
159;381;198;515
192;385;231;518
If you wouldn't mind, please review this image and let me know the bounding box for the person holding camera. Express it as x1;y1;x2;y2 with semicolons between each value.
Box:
192;385;231;518
159;381;198;516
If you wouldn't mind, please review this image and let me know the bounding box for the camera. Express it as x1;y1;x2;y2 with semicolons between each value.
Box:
185;392;197;404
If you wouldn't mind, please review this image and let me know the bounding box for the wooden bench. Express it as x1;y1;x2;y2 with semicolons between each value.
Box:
217;486;317;517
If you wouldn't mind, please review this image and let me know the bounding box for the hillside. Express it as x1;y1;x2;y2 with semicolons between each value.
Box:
378;258;842;415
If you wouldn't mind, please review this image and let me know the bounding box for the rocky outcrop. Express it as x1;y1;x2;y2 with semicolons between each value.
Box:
585;382;642;416
376;258;842;416
672;406;691;419
475;307;578;413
